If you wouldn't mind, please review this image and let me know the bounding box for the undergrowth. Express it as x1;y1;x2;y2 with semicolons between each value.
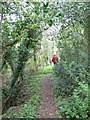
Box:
52;61;89;119
42;65;53;74
2;73;43;118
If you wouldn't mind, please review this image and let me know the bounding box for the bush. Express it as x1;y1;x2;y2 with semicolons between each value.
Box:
42;65;53;74
2;74;42;118
53;60;89;119
57;81;88;119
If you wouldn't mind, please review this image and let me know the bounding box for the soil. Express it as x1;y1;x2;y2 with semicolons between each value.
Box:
38;73;61;118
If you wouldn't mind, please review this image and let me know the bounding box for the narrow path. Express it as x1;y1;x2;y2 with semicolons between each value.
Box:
38;74;61;118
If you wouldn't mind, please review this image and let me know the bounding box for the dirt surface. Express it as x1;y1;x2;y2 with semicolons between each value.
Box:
38;74;61;118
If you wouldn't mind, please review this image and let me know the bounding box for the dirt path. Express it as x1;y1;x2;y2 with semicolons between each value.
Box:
38;74;61;118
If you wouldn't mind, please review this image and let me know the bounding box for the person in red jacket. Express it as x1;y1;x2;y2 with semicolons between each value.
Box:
52;54;58;64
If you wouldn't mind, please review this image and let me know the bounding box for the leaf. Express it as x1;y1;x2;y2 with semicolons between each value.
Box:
42;2;49;13
61;14;64;18
6;9;8;14
43;2;49;9
2;7;8;14
48;19;53;27
76;115;79;118
56;12;64;18
34;1;39;6
2;7;5;13
66;115;70;118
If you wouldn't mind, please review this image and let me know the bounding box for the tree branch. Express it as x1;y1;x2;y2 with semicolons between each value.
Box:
2;39;19;50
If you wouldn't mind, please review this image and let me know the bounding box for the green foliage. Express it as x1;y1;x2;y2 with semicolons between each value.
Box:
48;19;53;27
54;61;88;94
3;74;42;118
18;95;40;118
2;7;8;14
2;1;42;89
13;75;42;118
56;80;88;119
2;1;89;118
52;3;89;119
2;1;88;90
42;65;53;74
53;61;89;119
19;105;36;118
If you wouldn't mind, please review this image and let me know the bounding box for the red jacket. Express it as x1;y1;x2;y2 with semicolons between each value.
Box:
52;54;56;64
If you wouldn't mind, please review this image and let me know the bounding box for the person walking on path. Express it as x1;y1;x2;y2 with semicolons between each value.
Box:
52;54;58;64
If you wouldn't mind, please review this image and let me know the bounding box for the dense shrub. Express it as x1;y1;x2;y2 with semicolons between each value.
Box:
53;61;89;119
